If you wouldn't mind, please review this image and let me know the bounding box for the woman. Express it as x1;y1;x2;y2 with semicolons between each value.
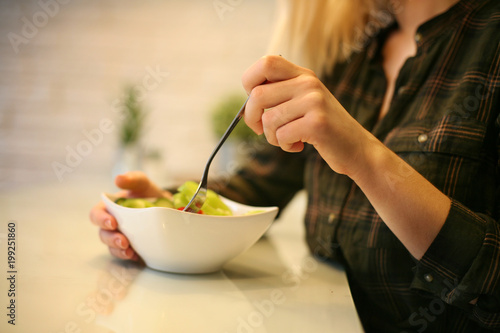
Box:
90;0;500;331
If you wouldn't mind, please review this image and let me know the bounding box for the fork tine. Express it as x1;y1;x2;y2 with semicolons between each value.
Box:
184;187;207;213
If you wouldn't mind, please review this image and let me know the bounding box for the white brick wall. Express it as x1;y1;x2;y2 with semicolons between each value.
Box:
0;0;277;189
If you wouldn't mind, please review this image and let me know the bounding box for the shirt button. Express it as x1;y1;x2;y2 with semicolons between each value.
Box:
415;33;423;44
328;213;336;224
424;273;434;283
417;133;428;143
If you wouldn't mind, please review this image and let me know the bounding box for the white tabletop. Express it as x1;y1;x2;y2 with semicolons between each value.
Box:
0;177;363;333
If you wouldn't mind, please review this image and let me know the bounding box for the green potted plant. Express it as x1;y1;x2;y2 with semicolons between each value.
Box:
210;92;261;174
119;86;147;147
113;86;148;176
211;93;258;142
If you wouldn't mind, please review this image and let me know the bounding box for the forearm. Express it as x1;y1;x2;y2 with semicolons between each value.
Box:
350;137;452;259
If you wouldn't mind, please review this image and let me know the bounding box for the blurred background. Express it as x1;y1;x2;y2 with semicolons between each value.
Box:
0;0;277;190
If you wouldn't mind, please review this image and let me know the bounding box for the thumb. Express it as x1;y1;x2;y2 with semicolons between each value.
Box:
115;171;163;198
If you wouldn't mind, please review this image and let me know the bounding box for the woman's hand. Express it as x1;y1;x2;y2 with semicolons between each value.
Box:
242;55;375;179
241;56;453;259
89;171;172;261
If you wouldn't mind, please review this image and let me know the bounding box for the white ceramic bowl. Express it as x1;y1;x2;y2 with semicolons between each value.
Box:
101;193;278;274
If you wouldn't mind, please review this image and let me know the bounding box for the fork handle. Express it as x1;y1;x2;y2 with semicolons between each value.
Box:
183;96;250;213
205;95;249;171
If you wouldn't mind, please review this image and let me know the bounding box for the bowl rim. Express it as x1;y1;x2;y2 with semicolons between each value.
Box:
101;192;278;218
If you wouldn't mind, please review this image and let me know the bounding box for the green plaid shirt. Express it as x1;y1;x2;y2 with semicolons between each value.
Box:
214;0;500;331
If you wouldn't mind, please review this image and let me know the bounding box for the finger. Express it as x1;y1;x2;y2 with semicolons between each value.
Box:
108;246;139;261
242;55;305;94
99;229;130;250
245;81;293;135
90;201;117;230
274;117;311;153
115;171;149;192
261;99;304;147
282;141;305;153
245;71;320;139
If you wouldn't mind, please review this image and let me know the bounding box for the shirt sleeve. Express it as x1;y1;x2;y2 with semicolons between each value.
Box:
410;112;500;330
210;139;307;211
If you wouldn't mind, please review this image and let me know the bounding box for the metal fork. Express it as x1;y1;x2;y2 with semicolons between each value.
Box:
183;96;250;213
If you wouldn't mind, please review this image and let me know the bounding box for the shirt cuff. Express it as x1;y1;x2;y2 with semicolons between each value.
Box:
410;199;486;308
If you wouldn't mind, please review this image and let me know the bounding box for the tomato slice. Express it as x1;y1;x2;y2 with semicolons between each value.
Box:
177;207;204;214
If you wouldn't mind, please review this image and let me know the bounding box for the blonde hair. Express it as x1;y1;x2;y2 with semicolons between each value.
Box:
268;0;397;77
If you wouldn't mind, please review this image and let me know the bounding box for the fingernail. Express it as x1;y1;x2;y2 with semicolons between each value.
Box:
105;219;113;229
115;238;124;248
122;248;133;259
